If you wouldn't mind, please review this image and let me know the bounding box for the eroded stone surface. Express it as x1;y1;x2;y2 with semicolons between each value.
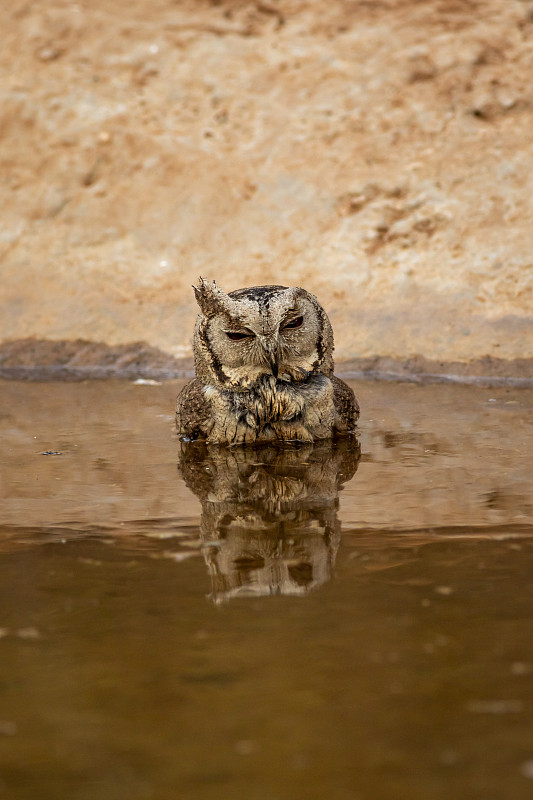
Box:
1;0;533;367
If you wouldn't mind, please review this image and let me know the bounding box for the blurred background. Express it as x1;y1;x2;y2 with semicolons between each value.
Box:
1;0;532;376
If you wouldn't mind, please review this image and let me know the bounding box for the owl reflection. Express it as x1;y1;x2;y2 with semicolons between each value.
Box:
176;279;359;444
178;438;361;602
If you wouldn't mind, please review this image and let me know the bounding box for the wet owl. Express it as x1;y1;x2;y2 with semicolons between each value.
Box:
175;278;359;444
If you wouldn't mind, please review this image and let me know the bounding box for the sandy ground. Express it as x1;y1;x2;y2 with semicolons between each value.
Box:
1;0;533;374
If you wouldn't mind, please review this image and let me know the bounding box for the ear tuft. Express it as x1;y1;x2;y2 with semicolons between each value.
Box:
193;277;226;318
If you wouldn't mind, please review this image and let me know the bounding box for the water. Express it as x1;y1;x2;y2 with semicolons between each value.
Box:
2;379;533;799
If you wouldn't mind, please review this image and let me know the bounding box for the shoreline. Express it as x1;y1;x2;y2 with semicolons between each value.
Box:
1;339;531;386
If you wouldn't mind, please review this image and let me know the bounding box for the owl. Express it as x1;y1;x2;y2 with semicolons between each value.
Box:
175;278;359;444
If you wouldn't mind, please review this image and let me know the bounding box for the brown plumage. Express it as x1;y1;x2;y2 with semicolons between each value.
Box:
176;279;359;444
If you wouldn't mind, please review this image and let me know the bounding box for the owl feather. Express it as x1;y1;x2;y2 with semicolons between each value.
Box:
176;278;359;444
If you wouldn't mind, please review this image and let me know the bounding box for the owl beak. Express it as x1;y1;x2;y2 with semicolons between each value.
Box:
259;335;279;377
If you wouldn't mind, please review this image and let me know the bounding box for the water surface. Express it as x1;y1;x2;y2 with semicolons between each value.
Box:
1;379;533;799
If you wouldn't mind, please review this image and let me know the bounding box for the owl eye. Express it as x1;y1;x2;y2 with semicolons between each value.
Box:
225;330;253;341
282;315;304;330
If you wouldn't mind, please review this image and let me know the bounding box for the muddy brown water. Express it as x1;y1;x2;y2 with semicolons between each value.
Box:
1;379;533;800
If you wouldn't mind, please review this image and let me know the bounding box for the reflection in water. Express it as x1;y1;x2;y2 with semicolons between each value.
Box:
178;438;361;602
3;381;533;800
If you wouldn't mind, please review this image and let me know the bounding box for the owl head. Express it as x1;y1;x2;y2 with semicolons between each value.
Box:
192;278;335;390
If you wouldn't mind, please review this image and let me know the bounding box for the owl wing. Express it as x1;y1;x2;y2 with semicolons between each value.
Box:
331;375;360;432
175;377;212;440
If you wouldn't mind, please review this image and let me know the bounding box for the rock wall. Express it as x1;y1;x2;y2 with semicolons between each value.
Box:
1;0;532;374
